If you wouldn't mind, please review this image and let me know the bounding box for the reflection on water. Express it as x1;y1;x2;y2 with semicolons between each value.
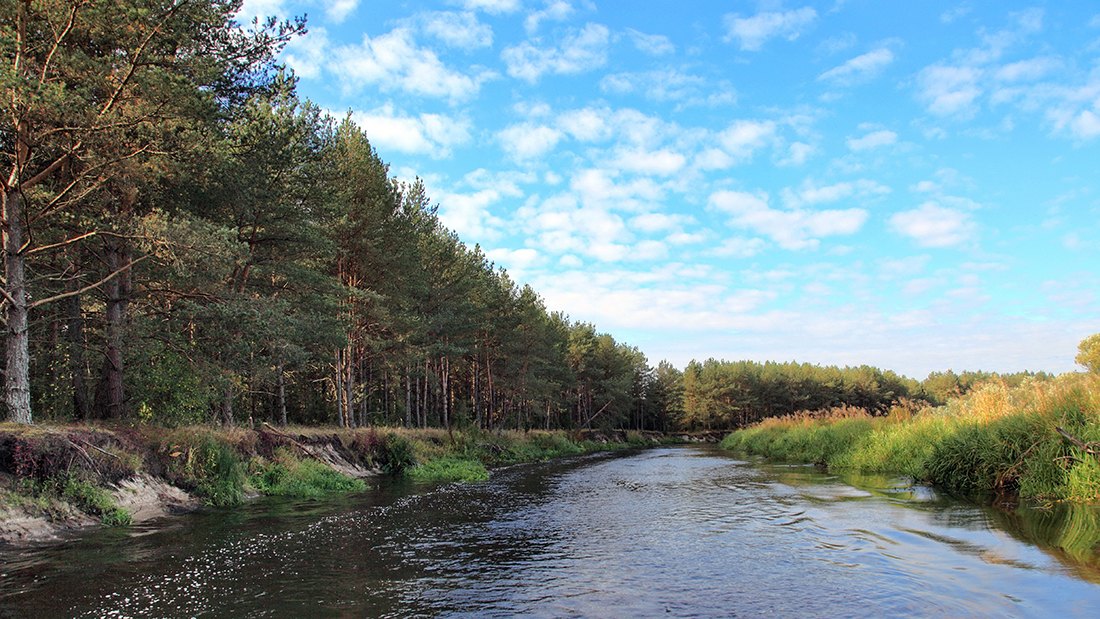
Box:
1;446;1099;618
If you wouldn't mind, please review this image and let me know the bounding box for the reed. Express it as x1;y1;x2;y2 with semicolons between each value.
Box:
723;374;1100;502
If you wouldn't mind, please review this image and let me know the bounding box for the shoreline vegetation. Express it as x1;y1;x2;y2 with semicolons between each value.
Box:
0;423;690;545
722;372;1100;504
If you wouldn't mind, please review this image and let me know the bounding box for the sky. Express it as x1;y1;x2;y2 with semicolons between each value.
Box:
236;0;1100;379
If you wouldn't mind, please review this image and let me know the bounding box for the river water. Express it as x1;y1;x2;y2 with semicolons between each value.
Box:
2;445;1100;618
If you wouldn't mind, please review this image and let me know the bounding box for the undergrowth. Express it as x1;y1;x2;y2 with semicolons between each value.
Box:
0;422;660;533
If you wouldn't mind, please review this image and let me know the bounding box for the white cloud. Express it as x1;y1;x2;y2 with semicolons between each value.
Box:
627;28;675;56
557;107;613;141
940;4;972;24
846;129;897;151
778;141;815;166
498;123;564;160
712;237;767;258
995;56;1060;82
916;65;983;117
518;194;631;262
350;106;472;157
282;28;331;79
717;119;776;163
710;190;868;250
723;7;817;51
694;148;734;171
502;23;610;83
633;240;669;261
421;11;493;50
435;189;507;240
1012;8;1044;33
335;28;493;103
1072;110;1100;139
630;212;693;233
571;168;664;212
781;179;891;208
818;33;857;55
600;69;707;102
456;0;521;14
525;0;574;34
429;170;531;241
236;0;289;24
325;0;359;22
610;147;687;176
889;202;977;248
486;247;543;270
818;48;895;85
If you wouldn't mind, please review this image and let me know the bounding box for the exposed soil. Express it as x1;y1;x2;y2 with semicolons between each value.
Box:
0;474;201;545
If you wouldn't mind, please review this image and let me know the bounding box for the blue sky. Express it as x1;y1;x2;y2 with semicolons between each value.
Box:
237;0;1100;378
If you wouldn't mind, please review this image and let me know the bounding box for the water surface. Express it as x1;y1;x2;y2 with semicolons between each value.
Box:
2;445;1099;617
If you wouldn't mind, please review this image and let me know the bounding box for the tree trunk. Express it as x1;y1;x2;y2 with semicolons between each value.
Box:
221;381;234;426
442;357;449;430
404;368;411;428
97;192;133;420
277;360;287;426
97;248;127;418
344;345;355;428
3;190;31;424
335;349;345;428
66;285;90;420
472;355;480;429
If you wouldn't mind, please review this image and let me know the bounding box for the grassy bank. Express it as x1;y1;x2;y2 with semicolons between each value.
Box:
0;424;665;539
721;373;1100;503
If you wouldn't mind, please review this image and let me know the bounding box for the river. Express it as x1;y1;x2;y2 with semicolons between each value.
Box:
2;445;1100;618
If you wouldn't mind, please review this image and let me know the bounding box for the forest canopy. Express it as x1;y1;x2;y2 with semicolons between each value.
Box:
0;0;1065;432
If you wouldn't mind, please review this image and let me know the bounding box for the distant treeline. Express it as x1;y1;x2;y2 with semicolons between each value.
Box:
669;360;1052;430
2;1;1054;433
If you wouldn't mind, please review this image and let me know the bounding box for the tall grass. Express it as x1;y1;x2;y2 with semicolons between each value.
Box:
722;374;1100;503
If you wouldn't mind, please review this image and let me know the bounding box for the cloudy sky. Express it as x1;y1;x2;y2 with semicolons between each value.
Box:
239;0;1100;378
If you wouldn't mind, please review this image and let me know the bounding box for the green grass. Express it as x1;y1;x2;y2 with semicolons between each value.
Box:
249;453;367;497
722;374;1100;503
408;456;490;482
63;477;132;526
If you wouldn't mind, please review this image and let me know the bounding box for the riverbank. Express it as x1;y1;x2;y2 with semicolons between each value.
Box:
0;423;682;544
722;372;1100;503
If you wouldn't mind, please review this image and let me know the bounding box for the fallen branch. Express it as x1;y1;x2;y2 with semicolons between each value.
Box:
35;424;117;475
1055;426;1100;459
582;400;613;430
260;422;340;472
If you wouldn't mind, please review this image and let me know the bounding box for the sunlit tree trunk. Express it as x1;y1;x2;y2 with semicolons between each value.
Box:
335;349;345;427
3;190;31;424
277;360;287;426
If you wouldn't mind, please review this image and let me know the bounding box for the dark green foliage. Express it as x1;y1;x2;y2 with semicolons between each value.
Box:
188;438;248;506
379;435;415;474
249;454;366;497
679;359;921;430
